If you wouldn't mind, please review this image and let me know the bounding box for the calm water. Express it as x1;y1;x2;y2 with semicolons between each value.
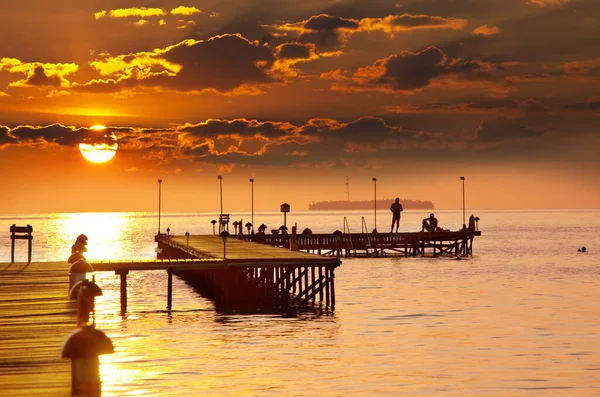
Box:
1;210;599;396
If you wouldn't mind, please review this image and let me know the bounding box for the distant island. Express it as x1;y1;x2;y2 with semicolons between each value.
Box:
308;199;435;211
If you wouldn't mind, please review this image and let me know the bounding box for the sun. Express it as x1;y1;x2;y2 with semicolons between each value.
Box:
79;125;118;163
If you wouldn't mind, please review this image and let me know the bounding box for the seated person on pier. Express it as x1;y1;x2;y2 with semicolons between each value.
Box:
421;213;438;232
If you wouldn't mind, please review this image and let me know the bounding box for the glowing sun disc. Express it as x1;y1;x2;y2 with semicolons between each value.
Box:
79;142;118;163
79;125;118;163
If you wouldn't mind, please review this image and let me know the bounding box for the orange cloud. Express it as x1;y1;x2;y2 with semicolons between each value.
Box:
95;7;166;19
171;6;202;16
471;25;502;35
0;58;79;88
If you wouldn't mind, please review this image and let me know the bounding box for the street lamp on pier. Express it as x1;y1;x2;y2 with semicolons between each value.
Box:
250;178;254;234
217;175;223;216
460;176;466;230
157;179;163;235
372;177;377;233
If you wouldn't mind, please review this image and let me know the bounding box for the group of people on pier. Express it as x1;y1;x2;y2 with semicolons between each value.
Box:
389;197;439;233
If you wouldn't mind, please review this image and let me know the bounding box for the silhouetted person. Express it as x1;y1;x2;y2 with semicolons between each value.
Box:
581;246;587;253
421;213;438;232
390;198;403;233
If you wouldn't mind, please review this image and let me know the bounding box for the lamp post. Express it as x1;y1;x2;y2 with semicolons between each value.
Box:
460;176;466;230
250;178;254;234
217;175;223;216
157;179;162;235
372;177;377;232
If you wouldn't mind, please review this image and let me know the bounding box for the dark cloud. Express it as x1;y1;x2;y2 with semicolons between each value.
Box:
275;43;313;60
476;118;544;141
26;66;62;87
386;99;548;114
563;98;600;112
77;34;278;94
324;46;495;93
268;12;467;50
0;125;14;146
180;119;296;139
2;124;124;147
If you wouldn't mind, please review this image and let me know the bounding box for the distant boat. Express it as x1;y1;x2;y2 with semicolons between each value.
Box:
308;199;434;211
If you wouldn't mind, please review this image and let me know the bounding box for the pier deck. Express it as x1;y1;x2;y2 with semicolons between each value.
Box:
0;262;74;396
156;235;341;313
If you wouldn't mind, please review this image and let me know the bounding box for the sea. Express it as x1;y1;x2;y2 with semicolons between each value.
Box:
1;209;599;396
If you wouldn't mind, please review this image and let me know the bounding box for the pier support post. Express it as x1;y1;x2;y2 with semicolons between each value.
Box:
117;270;128;315
330;267;336;308
167;269;173;311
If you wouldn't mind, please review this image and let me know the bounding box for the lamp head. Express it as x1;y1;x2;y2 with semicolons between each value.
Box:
217;175;222;180
460;176;465;180
372;177;377;182
250;178;254;182
158;179;162;183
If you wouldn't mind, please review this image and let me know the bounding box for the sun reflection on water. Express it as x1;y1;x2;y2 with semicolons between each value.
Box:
56;212;134;261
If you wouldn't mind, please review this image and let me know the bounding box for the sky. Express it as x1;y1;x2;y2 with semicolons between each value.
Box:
0;0;599;214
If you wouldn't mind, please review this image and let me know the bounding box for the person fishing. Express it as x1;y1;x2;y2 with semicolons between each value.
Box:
390;198;403;233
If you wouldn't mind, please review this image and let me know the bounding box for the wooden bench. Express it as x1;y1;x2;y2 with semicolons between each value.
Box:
10;224;33;263
218;214;230;233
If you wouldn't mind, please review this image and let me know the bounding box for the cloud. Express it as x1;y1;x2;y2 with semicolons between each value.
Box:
0;58;78;88
95;7;166;19
272;42;341;77
322;46;498;94
171;6;202;16
528;0;569;6
266;13;467;49
75;34;279;95
476;118;544;141
386;99;547;114
563;97;600;112
471;25;502;36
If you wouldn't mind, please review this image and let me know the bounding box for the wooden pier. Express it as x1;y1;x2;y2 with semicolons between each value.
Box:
155;235;341;314
0;262;74;396
238;230;481;257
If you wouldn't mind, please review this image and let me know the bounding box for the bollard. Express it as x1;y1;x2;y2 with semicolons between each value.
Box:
61;325;114;397
69;277;103;326
69;260;94;293
68;252;86;264
185;231;190;246
72;243;88;254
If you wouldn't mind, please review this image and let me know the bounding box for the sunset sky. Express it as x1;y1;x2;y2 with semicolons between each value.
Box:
0;0;599;214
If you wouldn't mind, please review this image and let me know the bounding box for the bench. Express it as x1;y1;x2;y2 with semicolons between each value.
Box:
10;224;33;263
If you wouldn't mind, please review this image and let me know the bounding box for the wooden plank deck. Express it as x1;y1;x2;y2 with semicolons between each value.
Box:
0;262;74;396
161;235;340;264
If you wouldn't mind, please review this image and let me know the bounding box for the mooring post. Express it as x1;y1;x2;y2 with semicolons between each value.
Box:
330;267;336;308
117;270;128;315
167;269;173;310
318;267;324;302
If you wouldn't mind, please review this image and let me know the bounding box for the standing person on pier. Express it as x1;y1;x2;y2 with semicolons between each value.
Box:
390;198;403;233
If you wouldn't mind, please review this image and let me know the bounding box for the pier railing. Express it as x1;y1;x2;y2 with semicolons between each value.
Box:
238;231;481;257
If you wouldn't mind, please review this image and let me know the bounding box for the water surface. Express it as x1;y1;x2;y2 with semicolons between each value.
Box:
1;210;599;396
